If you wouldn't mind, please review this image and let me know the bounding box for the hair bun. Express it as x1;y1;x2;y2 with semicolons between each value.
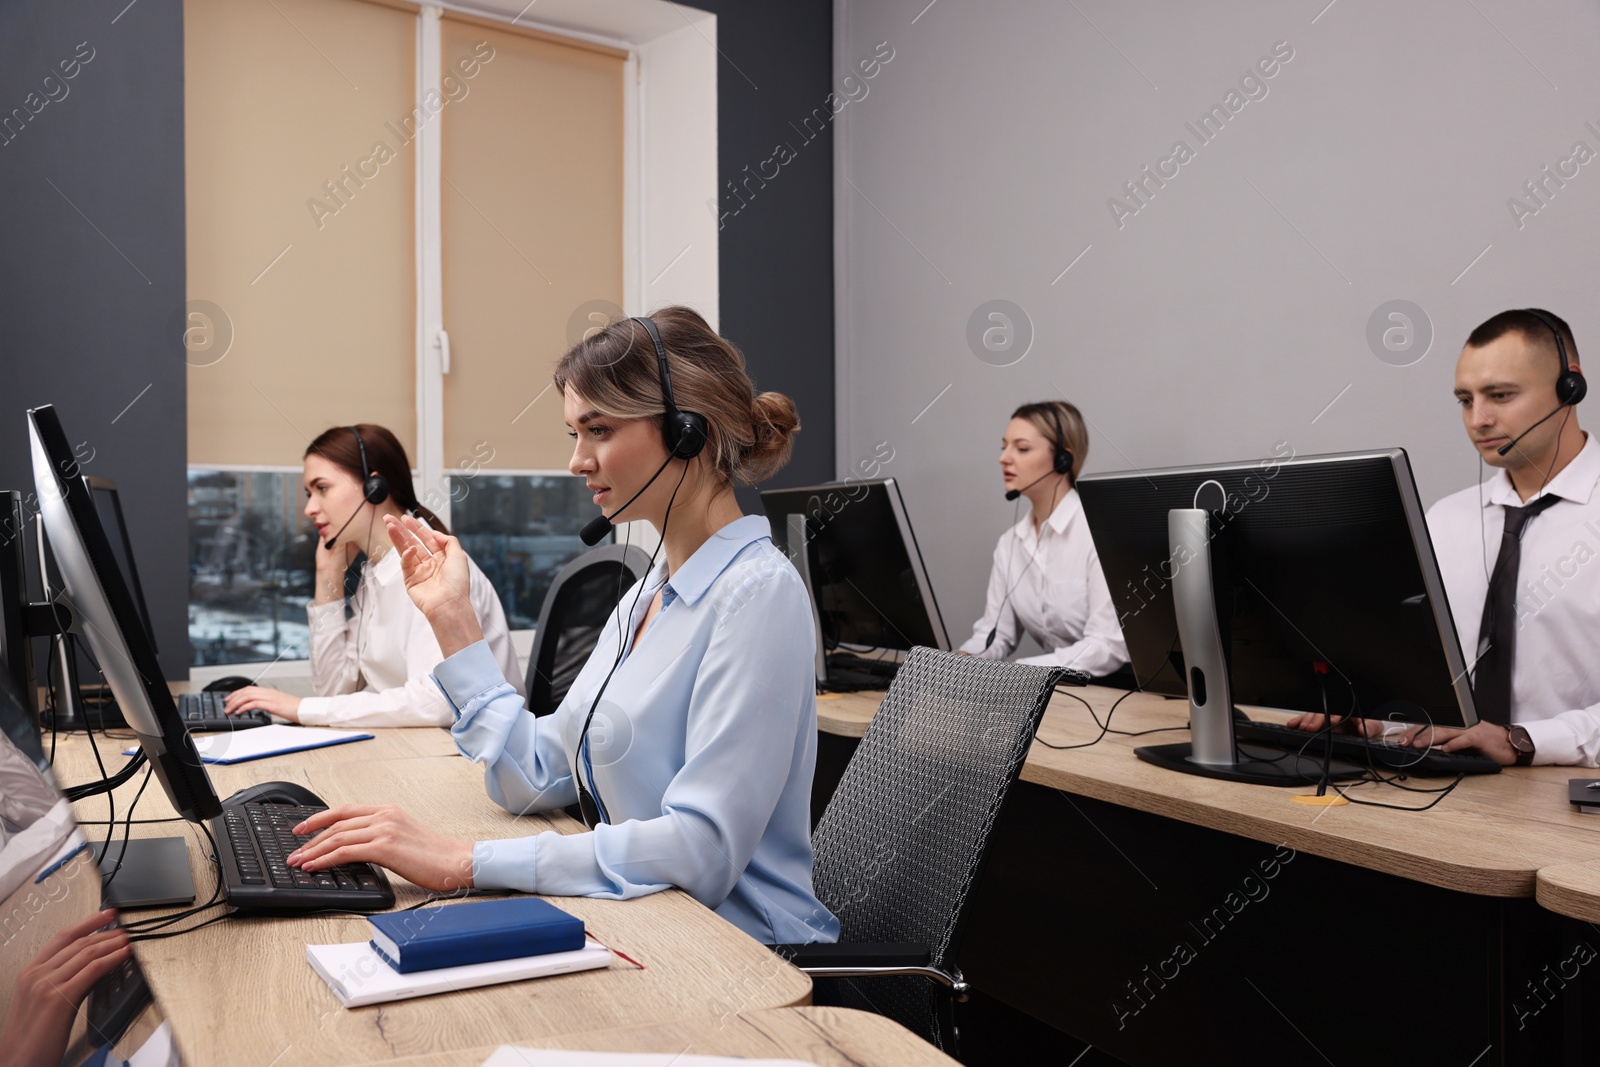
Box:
740;392;800;484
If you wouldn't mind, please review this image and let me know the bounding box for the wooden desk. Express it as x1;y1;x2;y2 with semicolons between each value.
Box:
1536;859;1600;923
55;728;812;1066
342;1007;960;1066
819;687;1600;896
814;685;1600;1067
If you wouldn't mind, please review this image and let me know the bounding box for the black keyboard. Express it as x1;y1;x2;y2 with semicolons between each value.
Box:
178;691;270;732
211;794;394;911
1231;718;1501;777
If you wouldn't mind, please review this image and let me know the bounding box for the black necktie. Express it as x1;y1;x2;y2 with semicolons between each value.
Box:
1472;493;1561;724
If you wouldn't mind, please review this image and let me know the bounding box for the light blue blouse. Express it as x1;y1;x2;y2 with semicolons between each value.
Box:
433;514;840;945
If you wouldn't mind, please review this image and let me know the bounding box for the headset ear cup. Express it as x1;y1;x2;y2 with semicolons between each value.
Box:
667;412;708;459
1056;449;1073;476
364;475;390;505
1559;371;1587;406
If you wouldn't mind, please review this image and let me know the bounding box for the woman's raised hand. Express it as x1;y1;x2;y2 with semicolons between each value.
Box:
383;515;484;656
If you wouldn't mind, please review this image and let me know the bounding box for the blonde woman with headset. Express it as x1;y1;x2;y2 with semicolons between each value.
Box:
282;308;838;946
958;400;1128;676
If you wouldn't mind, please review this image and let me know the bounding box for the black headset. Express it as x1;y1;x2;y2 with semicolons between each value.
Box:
1525;309;1587;407
350;426;390;505
1046;404;1075;483
633;317;709;460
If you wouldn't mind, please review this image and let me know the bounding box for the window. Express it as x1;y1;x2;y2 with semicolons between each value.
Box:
181;0;718;665
448;475;606;630
187;471;314;666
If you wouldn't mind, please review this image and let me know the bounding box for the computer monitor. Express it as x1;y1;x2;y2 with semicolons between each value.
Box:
1;490;39;735
28;404;219;823
1077;447;1475;785
0;669;191;1065
761;477;949;687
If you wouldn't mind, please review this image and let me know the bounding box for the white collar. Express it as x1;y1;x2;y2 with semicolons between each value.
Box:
1482;430;1598;509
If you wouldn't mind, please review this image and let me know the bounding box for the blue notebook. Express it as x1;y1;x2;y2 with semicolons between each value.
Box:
368;898;586;974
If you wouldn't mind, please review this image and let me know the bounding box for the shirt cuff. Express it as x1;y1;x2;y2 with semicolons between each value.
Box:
473;837;538;893
1518;717;1578;766
433;640;508;714
296;697;330;726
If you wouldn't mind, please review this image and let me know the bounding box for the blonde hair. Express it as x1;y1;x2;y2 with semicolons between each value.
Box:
1012;400;1089;483
553;306;799;486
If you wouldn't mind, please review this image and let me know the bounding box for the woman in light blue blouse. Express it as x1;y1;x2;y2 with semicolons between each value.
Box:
287;307;839;946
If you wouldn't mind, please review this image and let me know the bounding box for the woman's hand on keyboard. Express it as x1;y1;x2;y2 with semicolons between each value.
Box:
222;686;302;721
286;803;475;892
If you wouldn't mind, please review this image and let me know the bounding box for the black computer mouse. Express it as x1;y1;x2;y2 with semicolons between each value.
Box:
225;781;325;808
203;676;256;694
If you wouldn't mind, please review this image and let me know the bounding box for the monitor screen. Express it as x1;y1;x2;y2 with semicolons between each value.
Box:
760;478;949;654
1077;447;1475;728
28;404;219;822
1;490;37;731
87;479;157;655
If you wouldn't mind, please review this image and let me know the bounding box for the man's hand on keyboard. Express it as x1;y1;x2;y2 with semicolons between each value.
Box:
1393;723;1517;767
1285;712;1382;736
286;804;475;892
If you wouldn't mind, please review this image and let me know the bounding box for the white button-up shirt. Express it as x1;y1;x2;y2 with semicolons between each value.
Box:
300;548;523;727
435;515;838;945
958;489;1128;675
1427;431;1600;765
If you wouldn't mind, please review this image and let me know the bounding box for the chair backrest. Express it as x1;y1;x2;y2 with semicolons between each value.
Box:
810;646;1061;968
525;543;653;716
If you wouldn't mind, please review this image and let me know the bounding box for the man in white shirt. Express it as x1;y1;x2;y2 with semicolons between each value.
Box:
1394;309;1598;766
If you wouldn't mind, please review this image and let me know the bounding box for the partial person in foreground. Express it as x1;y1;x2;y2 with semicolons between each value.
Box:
223;423;522;727
957;400;1127;676
283;307;839;945
1293;308;1600;766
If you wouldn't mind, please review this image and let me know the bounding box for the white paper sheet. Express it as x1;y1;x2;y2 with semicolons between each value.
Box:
125;724;372;764
306;940;613;1008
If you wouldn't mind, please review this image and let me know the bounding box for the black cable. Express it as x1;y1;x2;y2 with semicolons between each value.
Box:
1035;634;1180;750
100;765;154;889
121;823;224;932
126;909;235;943
1331;773;1466;811
576;458;689;826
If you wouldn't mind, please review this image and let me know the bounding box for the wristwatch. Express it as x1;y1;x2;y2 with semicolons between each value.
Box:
1507;724;1536;767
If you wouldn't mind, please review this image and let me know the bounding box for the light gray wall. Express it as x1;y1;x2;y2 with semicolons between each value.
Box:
836;0;1600;643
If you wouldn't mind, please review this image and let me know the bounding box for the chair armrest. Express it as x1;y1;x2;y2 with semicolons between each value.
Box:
768;942;968;995
1054;668;1091;688
770;942;930;969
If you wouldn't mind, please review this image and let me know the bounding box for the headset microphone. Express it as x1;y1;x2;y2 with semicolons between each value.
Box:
323;505;366;550
1495;405;1566;457
580;452;677;547
1005;470;1057;502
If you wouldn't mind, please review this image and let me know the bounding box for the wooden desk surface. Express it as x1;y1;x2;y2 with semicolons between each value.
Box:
55;727;811;1066
1536;859;1600;922
340;1007;960;1066
818;686;1600;898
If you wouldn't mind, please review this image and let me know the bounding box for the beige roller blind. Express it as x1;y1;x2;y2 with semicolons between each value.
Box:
440;17;625;471
186;0;417;466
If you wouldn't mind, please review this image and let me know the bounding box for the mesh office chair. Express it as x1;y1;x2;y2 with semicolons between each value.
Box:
525;543;652;717
774;646;1073;1054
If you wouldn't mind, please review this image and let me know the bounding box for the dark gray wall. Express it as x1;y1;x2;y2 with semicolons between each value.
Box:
693;0;836;508
0;0;189;679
